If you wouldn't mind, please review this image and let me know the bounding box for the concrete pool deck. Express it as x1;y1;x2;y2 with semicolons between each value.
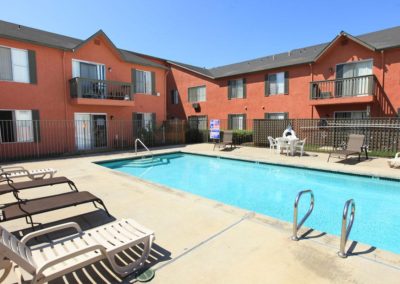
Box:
2;143;400;283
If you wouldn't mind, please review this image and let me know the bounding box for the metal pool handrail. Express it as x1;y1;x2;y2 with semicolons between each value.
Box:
292;189;314;241
338;199;356;258
134;138;154;160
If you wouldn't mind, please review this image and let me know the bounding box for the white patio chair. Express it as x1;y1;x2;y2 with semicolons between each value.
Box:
388;152;400;168
276;137;290;156
0;166;57;180
295;138;307;157
0;218;154;283
267;136;277;152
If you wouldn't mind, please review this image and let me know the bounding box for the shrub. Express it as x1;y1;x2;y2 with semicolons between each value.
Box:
232;130;253;145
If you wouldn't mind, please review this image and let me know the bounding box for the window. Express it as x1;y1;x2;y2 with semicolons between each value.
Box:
171;90;179;104
188;86;206;102
134;70;154;94
266;71;288;95
0;46;30;83
0;110;38;143
228;78;245;99
336;60;373;97
265;112;289;120
188;116;207;130
228;114;246;130
72;60;105;80
334;111;367;119
133;112;156;130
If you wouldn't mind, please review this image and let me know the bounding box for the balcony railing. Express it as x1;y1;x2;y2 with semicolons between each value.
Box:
310;75;376;100
69;77;134;101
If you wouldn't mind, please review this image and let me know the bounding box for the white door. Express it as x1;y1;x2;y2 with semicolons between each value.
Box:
75;113;92;150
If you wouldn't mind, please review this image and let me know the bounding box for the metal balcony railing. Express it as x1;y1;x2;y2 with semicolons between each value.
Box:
310;75;376;100
69;77;134;101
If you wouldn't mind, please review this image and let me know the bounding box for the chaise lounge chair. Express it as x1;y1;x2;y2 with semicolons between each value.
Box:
0;218;154;283
214;131;234;150
0;176;109;226
0;166;57;180
388;152;400;168
327;134;367;162
0;176;77;196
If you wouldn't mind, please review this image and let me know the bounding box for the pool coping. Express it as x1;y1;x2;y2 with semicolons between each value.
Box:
93;149;400;268
96;150;400;182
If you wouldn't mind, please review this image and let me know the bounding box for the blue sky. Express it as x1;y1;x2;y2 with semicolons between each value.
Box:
1;0;399;67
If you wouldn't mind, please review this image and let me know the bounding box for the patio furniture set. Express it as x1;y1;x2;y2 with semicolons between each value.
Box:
268;128;306;157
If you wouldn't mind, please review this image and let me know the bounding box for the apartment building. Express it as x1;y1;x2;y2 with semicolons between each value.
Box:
166;27;400;130
0;20;168;155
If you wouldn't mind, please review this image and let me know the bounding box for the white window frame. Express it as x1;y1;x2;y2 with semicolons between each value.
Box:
230;78;244;99
72;59;106;80
0;45;30;83
268;72;285;95
265;112;288;120
135;70;152;94
0;109;33;143
188;85;206;102
229;114;245;130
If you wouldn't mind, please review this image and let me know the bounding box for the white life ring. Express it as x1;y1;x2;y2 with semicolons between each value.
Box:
283;129;296;138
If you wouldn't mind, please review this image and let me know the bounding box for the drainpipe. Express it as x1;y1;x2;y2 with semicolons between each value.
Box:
164;67;170;121
309;63;314;118
62;51;68;121
381;50;385;89
62;50;69;150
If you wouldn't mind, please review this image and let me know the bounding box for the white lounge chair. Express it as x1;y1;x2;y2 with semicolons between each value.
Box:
0;166;57;180
388;152;400;168
0;219;154;283
267;136;277;152
295;138;307;157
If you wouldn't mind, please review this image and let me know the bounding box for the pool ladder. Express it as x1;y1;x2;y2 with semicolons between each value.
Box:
291;189;356;258
134;138;154;160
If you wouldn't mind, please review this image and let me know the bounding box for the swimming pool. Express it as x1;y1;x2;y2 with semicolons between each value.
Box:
98;152;400;254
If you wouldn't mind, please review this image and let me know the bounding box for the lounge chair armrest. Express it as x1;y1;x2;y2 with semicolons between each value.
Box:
21;222;83;244
36;244;106;277
0;166;27;172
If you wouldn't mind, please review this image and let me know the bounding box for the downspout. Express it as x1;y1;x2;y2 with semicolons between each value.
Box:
62;50;68;121
164;67;170;121
381;50;385;117
381;50;385;89
309;63;314;119
62;50;69;150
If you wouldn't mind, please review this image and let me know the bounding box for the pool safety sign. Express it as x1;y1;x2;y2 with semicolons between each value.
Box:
210;119;220;139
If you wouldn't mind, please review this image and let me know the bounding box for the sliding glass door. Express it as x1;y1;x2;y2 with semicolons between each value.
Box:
74;113;107;150
336;60;372;97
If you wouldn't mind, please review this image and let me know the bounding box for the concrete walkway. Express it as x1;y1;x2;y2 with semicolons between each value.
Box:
2;144;400;283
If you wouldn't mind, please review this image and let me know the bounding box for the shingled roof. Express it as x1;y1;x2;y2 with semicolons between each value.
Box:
0;20;167;69
168;26;400;79
2;19;400;78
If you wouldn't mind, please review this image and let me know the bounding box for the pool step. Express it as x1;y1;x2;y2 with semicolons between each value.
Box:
127;157;166;168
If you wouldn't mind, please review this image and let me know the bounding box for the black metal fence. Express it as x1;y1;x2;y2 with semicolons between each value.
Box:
254;118;400;157
0;119;187;162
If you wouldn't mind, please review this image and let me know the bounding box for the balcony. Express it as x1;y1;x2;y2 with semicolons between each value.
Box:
69;77;135;106
310;75;376;106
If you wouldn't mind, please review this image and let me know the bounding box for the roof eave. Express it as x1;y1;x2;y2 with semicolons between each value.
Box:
167;61;215;79
314;32;376;62
0;34;72;51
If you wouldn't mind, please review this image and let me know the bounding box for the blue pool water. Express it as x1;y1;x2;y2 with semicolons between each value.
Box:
98;152;400;254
